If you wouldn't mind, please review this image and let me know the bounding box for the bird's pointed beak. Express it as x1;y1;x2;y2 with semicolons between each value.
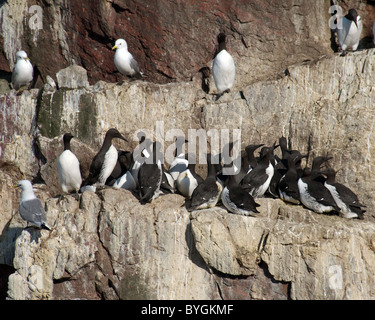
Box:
112;45;117;50
119;134;128;142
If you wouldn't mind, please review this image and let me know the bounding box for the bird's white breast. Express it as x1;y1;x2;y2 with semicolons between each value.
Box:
12;59;33;88
57;150;82;192
254;162;274;197
98;144;118;185
298;178;333;213
114;48;136;76
169;155;188;181
212;49;236;93
176;169;198;198
113;171;137;190
338;16;362;50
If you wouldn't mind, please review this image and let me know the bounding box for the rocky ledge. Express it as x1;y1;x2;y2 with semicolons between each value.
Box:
2;186;375;300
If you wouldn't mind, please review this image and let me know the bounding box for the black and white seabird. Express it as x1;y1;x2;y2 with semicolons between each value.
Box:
227;144;264;186
188;154;222;211
298;156;340;214
322;167;365;219
12;50;33;90
241;144;277;198
57;133;82;199
221;171;260;216
138;140;163;204
160;165;176;194
82;128;128;190
112;39;143;79
268;137;290;198
168;137;188;181
278;153;307;205
337;9;362;56
245;143;264;172
212;33;236;96
271;136;307;201
106;150;133;186
176;162;204;198
15;180;51;230
111;151;137;191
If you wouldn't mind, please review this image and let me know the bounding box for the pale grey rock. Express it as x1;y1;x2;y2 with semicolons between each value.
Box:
191;198;375;300
5;187;375;300
56;65;89;89
6;190;219;300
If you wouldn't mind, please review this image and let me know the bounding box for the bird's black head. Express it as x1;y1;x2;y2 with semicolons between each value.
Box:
63;133;74;143
106;128;128;142
347;9;359;27
311;156;332;172
218;33;226;43
217;33;227;52
245;143;264;153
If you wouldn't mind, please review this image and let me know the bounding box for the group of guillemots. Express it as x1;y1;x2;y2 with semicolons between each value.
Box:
12;7;366;228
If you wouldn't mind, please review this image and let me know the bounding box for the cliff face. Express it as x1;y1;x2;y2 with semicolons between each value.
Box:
0;0;335;85
1;0;375;300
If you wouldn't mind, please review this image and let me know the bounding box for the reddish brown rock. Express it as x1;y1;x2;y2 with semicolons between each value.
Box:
4;0;375;88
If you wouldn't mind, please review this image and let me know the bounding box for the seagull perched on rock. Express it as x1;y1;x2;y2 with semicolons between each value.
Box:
11;50;33;90
15;180;51;230
337;9;362;56
57;133;82;200
212;33;236;97
112;38;143;79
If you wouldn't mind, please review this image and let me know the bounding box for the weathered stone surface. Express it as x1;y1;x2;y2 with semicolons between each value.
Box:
191;199;375;300
4;186;375;300
56;65;89;89
0;88;40;177
5;190;221;300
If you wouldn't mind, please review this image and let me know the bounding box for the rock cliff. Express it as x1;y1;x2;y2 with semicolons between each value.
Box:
1;0;375;300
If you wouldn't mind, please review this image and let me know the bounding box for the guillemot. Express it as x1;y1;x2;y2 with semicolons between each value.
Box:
298;156;340;214
168;137;188;181
278;153;307;205
322;167;365;219
176;162;204;198
82;128;128;190
337;9;362;56
57;133;82;199
241;144;277;198
138;140;163;204
221;170;260;216
188;154;222;211
212;33;236;97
